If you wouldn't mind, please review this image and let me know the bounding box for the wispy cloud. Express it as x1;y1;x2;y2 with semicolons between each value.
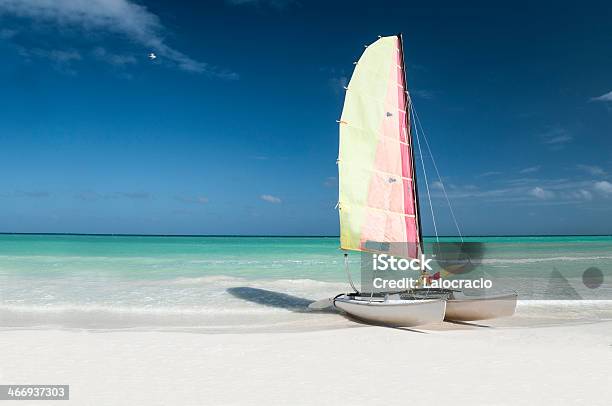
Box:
17;47;82;73
320;66;348;96
539;127;573;149
0;190;51;199
571;189;593;201
590;91;612;102
431;181;444;190
17;190;50;198
412;89;436;100
74;191;103;201
75;191;152;200
477;171;502;178
92;47;137;67
116;191;152;200
594;181;612;195
519;166;540;174
323;176;337;188
175;195;209;204
260;194;282;204
529;187;555;200
430;177;601;206
22;48;81;63
329;76;348;95
0;0;235;76
576;164;606;176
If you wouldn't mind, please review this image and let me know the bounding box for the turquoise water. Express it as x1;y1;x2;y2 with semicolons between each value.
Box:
1;234;611;331
2;234;611;279
0;234;343;280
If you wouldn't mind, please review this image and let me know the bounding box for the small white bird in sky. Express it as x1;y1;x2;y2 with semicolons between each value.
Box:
148;52;157;60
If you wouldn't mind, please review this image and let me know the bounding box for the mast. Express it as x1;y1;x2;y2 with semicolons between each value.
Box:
397;33;425;254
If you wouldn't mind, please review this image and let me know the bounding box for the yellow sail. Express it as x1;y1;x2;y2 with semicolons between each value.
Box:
338;35;420;258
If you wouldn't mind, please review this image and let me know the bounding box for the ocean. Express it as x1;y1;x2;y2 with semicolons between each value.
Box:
1;234;611;332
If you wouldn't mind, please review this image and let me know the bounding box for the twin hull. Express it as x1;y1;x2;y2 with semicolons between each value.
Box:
333;296;446;327
444;293;518;321
333;292;518;327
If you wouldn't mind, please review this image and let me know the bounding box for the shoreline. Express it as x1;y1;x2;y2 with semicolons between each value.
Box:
2;301;611;334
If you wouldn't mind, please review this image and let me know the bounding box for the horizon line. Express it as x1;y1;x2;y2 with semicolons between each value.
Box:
1;232;611;238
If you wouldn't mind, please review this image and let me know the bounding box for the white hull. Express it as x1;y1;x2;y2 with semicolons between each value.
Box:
333;295;446;327
445;293;518;321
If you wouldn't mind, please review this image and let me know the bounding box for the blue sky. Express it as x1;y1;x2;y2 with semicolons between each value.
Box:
0;0;611;236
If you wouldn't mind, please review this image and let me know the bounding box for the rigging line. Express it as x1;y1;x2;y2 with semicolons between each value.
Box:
409;100;439;243
344;253;359;293
411;101;464;242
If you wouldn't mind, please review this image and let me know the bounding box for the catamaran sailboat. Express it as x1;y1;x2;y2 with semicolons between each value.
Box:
312;34;516;326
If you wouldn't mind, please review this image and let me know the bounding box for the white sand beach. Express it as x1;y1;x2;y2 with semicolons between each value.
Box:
2;315;611;405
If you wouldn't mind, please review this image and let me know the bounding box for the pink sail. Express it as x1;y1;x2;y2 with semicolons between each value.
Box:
338;35;421;258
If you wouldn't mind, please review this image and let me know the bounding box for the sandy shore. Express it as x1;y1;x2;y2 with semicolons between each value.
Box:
1;319;611;406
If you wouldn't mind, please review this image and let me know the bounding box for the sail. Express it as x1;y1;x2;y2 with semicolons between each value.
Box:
338;35;420;258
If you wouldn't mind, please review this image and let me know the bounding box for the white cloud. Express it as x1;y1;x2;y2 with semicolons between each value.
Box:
0;0;233;76
428;176;606;206
412;89;436;100
74;191;152;200
519;166;540;174
594;181;612;195
546;134;573;144
574;189;593;201
530;187;555;200
92;47;137;66
19;47;81;63
540;128;573;147
590;91;612;102
175;195;209;204
17;190;50;198
329;76;348;95
477;171;502;178
576;164;606;176
16;47;82;73
260;194;281;204
117;191;151;199
323;177;337;188
431;181;444;190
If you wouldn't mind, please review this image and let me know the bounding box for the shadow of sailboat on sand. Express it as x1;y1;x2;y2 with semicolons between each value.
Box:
226;287;336;314
226;287;426;332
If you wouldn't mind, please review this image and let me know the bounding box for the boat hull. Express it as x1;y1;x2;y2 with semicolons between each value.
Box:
333;295;446;327
445;293;518;321
408;289;518;321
